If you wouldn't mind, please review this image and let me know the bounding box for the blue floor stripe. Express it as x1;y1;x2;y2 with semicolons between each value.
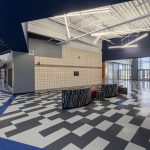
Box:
0;95;17;115
114;99;127;106
0;137;44;150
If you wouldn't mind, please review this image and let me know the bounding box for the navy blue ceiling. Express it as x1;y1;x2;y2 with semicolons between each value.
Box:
1;0;132;22
102;32;150;61
0;0;131;54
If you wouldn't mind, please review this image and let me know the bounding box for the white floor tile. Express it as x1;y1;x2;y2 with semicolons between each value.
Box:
73;124;93;136
83;137;110;150
117;124;139;141
117;109;129;115
141;118;150;130
86;113;100;120
116;115;133;126
96;120;113;131
0;112;25;121
67;107;87;113
43;111;60;118
0;125;17;138
103;109;116;117
107;104;117;109
62;143;81;150
10;127;70;148
93;106;105;111
11;113;41;124
125;142;146;150
138;110;150;117
21;105;43;111
66;115;83;124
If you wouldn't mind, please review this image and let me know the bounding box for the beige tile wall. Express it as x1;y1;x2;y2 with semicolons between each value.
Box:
35;46;102;91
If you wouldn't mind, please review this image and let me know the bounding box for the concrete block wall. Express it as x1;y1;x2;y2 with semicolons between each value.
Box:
35;45;102;91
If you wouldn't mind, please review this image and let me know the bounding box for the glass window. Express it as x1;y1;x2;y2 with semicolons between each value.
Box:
139;57;150;69
138;57;150;80
106;60;132;81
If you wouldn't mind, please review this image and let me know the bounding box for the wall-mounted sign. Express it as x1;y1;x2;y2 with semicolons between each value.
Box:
29;50;35;55
74;71;79;76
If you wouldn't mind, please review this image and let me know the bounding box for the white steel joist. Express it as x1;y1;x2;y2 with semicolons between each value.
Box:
28;0;150;45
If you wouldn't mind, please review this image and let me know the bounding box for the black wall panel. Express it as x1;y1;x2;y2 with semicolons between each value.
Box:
102;32;150;61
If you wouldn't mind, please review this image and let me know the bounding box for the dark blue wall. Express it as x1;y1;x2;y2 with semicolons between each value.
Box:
0;0;131;54
102;33;150;61
0;18;28;54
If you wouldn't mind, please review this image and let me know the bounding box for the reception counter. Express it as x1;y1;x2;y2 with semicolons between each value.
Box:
101;84;118;98
62;84;118;109
62;88;91;109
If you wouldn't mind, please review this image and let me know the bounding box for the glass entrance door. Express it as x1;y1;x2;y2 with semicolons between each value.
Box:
138;57;150;81
139;69;150;80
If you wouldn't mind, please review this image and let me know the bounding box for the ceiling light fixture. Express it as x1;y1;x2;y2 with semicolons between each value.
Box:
64;14;71;39
109;44;138;49
125;33;148;46
91;30;150;37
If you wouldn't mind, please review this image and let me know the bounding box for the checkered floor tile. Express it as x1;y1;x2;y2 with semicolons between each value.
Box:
0;81;150;150
0;92;12;108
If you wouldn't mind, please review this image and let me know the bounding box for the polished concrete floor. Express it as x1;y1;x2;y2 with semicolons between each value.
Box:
0;81;150;150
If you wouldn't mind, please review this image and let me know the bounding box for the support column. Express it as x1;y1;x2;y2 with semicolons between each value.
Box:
112;63;119;83
131;58;139;81
102;62;105;83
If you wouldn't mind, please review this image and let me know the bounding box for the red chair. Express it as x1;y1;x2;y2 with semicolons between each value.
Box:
118;85;123;93
91;87;101;99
